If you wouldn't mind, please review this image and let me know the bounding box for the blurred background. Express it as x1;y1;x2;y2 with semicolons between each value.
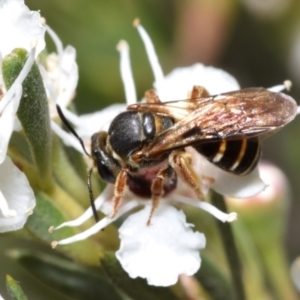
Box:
1;0;300;299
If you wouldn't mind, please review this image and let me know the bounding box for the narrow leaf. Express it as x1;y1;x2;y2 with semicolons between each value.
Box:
194;255;232;300
6;275;29;300
7;249;124;300
2;49;52;186
101;252;181;300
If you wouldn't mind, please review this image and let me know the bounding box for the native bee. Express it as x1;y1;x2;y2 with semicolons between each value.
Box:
57;85;297;224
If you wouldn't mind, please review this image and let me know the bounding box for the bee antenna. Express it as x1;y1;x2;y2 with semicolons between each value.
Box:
56;104;99;223
88;168;100;222
56;104;91;157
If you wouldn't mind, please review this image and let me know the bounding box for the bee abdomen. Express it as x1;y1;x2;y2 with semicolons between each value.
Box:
194;138;260;175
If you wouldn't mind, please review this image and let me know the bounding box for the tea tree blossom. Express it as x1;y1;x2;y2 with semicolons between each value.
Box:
39;24;78;118
0;0;45;58
49;22;280;287
0;0;45;231
37;23;94;154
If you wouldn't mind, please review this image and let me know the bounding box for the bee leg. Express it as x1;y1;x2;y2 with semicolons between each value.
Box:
144;89;162;103
169;150;204;200
147;169;169;225
110;169;127;218
191;86;210;99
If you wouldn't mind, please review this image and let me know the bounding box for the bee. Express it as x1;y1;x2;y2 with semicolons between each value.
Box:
57;85;297;224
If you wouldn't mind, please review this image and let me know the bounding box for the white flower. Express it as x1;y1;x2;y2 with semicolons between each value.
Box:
39;25;78;117
116;204;206;287
37;24;94;154
0;156;35;232
155;64;240;101
52;20;297;286
0;0;45;58
0;0;44;231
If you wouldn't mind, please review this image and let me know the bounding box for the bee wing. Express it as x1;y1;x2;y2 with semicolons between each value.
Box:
129;88;297;157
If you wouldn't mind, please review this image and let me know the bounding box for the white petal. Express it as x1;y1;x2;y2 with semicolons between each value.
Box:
0;156;35;232
0;85;22;163
154;63;240;102
76;104;126;138
116;204;206;286
187;147;266;198
0;0;45;57
51;121;85;154
41;32;79;117
56;46;78;106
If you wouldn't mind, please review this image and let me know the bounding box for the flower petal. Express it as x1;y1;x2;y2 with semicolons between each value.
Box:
76;104;126;138
116;204;206;286
0;0;45;57
154;63;240;101
0;156;35;232
0;85;22;163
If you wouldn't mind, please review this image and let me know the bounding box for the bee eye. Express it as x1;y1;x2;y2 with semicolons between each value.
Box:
92;148;121;184
96;158;116;184
91;132;121;184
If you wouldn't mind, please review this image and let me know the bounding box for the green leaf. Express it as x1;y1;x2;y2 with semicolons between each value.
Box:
194;255;232;300
100;252;181;300
6;275;29;300
2;48;52;188
51;135;89;206
7;249;124;300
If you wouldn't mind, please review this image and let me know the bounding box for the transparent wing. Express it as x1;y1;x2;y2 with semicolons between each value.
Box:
128;88;297;157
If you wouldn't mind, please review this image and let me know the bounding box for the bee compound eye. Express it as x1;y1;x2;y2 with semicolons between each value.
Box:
96;159;117;184
93;148;120;184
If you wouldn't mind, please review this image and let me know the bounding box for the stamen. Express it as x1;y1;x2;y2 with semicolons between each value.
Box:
0;191;17;218
30;39;38;49
39;65;57;105
25;207;33;215
0;45;36;114
284;80;292;90
52;200;140;246
268;80;292;92
133;19;164;85
7;210;17;217
45;25;63;58
173;195;237;223
40;17;46;26
51;189;108;230
117;40;137;105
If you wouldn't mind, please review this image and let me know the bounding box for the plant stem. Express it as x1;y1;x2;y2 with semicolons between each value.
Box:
211;192;246;300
